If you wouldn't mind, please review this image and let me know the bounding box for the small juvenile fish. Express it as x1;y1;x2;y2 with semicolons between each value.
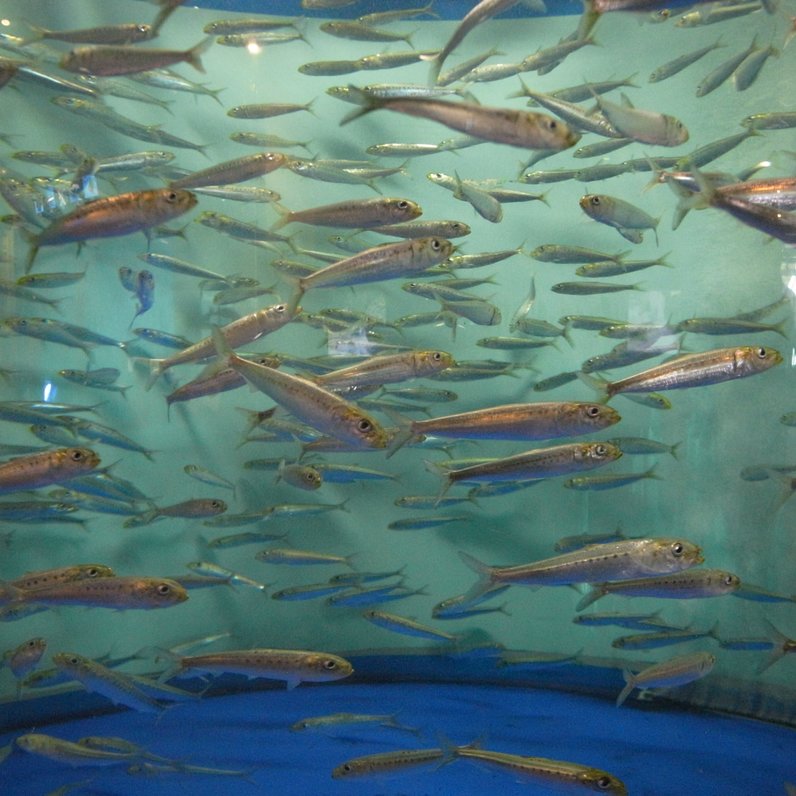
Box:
565;468;660;490
363;610;460;643
276;461;323;491
53;652;168;713
255;548;356;567
291;711;419;735
123;498;227;527
16;733;138;766
3;637;47;679
579;194;659;244
532;244;627;263
227;101;313;119
186;562;268;591
606;437;680;458
59;368;129;396
649;39;723;83
616;651;716;706
388;515;469;530
612;623;718;650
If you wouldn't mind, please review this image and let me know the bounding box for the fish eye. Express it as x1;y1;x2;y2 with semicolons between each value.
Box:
586;405;600;417
431;239;441;251
342;764;352;773
211;500;223;509
357;418;372;432
157;583;172;595
547;119;557;130
275;304;286;313
69;656;79;665
723;575;735;586
87;567;100;577
596;776;613;790
589;195;601;206
756;347;767;358
432;352;442;360
322;659;338;670
165;191;178;202
672;542;684;556
397;200;408;208
137;24;148;33
594;444;607;457
26;640;37;648
69;449;85;462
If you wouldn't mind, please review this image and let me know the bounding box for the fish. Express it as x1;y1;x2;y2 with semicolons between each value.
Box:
227;101;313;118
590;93;688;146
564;468;660;490
612;623;719;650
60;38;213;77
388;515;469;530
5;576;188;610
144;302;294;386
291;712;419;735
388;402;620;455
124;498;227;527
695;35;759;96
0;448;100;495
161;648;353;689
53;652;169;713
342;92;580;151
579;194;659;244
615;651;716;707
459;538;702;603
10;564;115;592
255;548;356;567
26;188;197;271
421;0;523;81
320;21;415;45
363;610;460;643
315;350;454;390
16;733;138;767
186;562;268;591
576;569;741;611
455;747;627;794
584;346;783;397
272;197;422;230
168;152;286;190
3;637;47;681
332;745;458;778
294;237;453;299
212;331;389;450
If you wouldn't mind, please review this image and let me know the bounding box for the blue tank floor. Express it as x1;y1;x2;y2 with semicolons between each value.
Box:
1;681;793;794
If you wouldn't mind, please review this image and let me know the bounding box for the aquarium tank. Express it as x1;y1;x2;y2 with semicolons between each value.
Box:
0;0;794;793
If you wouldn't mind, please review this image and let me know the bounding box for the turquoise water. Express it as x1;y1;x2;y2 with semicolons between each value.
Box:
0;0;794;792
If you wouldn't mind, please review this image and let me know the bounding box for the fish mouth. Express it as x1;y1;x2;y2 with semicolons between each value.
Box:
694;553;705;565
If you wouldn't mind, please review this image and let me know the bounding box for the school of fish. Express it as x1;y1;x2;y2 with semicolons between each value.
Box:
0;0;794;792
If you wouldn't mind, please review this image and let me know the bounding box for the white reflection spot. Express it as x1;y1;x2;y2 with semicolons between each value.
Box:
246;41;261;55
43;381;53;401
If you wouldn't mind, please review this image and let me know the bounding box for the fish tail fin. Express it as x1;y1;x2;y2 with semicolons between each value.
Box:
339;86;379;125
757;620;791;673
576;0;601;40
419;52;442;84
575;583;607;612
270;206;292;231
284;277;305;319
577;371;611;402
142;358;167;391
669;441;682;460
766;469;796;514
382;408;417;459
457;551;498;602
186;36;214;74
424;459;453;506
615;669;636;707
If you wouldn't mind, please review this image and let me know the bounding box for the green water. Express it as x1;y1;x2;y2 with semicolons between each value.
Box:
0;0;794;726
